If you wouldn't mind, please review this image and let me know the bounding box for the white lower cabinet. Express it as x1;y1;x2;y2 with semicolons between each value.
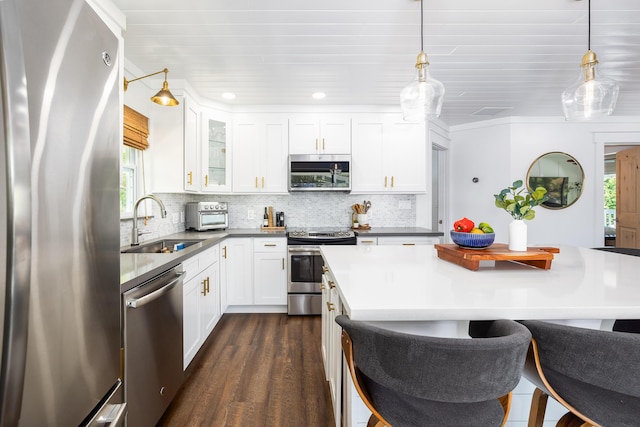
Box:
377;236;440;245
222;237;287;309
322;267;343;427
253;238;287;305
183;244;221;369
222;238;253;306
358;235;440;246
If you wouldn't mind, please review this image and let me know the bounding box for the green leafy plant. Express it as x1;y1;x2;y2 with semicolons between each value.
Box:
494;180;548;220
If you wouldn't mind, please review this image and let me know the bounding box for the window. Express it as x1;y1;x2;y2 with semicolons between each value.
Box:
120;146;138;217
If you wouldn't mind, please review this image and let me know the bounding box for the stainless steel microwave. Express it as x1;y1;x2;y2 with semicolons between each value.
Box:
288;154;351;192
185;202;228;231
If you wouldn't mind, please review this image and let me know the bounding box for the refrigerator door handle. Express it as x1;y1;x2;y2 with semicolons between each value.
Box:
0;0;33;425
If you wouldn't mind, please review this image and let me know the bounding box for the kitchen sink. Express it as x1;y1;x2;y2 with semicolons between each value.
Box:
121;239;205;254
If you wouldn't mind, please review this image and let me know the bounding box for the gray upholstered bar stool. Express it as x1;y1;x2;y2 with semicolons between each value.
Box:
335;316;531;427
520;320;640;427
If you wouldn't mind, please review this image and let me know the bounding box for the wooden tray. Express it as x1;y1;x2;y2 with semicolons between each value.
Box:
434;243;560;271
352;224;371;230
261;226;286;231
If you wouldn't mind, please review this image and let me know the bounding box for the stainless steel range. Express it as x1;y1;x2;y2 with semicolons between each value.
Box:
287;229;356;315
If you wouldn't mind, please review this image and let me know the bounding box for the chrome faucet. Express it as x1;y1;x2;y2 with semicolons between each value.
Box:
131;194;167;246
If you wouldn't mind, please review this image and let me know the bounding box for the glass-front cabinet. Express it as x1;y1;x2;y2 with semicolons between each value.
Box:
201;109;231;193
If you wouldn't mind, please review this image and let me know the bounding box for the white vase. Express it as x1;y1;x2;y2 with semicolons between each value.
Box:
509;220;528;251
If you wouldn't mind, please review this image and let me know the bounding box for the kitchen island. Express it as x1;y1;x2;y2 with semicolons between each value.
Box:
321;244;640;321
319;244;640;426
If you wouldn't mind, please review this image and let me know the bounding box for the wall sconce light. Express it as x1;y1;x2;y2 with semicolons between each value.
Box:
123;68;180;106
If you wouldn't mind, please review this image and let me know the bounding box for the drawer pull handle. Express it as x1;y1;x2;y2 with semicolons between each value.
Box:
328;280;336;289
327;302;336;312
322;266;328;273
402;243;415;246
264;244;277;247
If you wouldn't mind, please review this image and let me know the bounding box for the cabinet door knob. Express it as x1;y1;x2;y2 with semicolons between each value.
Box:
322;266;328;273
328;280;336;289
326;302;335;312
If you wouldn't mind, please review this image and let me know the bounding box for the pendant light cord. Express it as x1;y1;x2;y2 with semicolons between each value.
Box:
420;0;424;52
588;0;591;50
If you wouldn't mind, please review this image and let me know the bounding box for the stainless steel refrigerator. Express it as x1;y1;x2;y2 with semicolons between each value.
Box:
0;0;125;425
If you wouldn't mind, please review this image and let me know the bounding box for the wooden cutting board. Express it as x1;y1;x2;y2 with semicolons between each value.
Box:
434;243;560;271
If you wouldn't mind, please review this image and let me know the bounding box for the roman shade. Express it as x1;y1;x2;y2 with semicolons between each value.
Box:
123;105;149;150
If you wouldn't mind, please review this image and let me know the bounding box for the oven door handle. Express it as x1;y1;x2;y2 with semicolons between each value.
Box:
288;247;321;253
126;271;185;309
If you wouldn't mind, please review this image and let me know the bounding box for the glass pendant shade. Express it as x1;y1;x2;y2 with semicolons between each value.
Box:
561;53;619;121
400;51;445;122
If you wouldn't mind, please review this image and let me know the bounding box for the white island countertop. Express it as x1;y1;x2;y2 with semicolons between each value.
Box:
320;245;640;322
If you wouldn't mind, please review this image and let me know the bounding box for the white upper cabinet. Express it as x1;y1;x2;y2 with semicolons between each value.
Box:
150;95;231;194
150;94;201;193
232;115;288;193
351;114;427;194
289;115;351;155
183;98;201;192
201;109;231;193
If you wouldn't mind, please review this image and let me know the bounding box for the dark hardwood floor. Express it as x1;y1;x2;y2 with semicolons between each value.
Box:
157;313;335;427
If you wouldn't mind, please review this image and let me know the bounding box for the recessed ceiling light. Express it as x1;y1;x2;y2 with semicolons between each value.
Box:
221;92;236;100
312;92;326;100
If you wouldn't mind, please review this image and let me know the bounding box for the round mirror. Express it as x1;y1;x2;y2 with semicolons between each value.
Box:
526;152;584;209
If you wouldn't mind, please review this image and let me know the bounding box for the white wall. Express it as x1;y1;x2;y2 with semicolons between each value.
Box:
449;117;640;248
449;120;512;244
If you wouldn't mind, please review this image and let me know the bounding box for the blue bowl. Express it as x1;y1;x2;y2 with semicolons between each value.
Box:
450;230;495;249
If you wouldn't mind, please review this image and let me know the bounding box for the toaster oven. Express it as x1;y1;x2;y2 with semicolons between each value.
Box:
185;202;228;231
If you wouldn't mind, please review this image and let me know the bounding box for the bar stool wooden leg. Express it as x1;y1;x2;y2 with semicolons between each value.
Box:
367;414;386;427
528;388;549;427
556;412;592;427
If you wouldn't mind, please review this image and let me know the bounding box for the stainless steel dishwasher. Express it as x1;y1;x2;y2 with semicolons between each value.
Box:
123;265;185;427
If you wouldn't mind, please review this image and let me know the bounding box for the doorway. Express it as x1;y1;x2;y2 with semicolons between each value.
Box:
615;146;640;248
602;140;640;248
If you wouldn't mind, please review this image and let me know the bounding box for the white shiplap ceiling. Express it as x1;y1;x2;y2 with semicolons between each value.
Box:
112;0;640;126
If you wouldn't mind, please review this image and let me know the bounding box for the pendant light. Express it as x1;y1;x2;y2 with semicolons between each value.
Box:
561;0;618;121
124;68;180;106
400;0;444;122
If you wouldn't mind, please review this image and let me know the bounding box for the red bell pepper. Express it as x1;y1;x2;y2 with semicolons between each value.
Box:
454;217;475;232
